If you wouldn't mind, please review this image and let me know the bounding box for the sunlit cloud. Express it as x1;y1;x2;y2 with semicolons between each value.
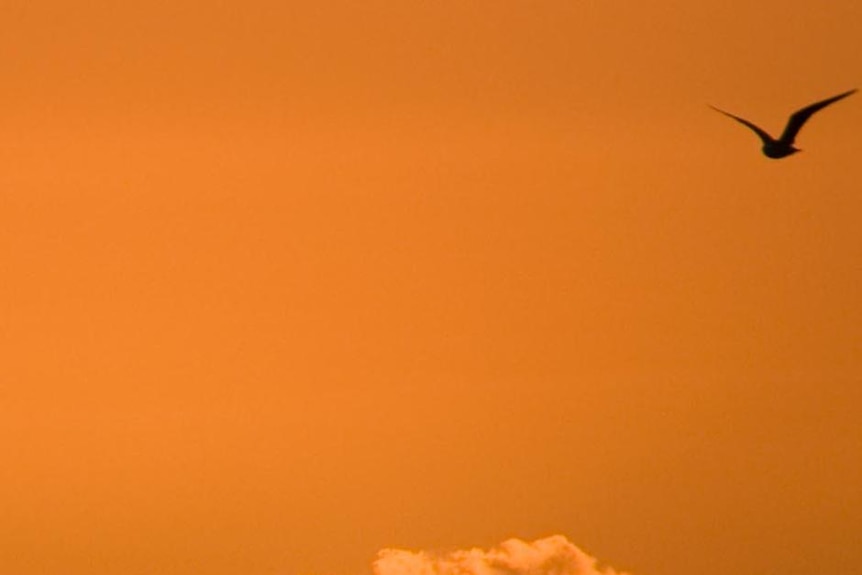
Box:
373;535;628;575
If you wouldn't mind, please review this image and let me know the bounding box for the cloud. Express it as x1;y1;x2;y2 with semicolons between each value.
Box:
373;535;628;575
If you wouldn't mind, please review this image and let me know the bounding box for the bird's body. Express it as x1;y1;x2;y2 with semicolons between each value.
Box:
710;89;857;159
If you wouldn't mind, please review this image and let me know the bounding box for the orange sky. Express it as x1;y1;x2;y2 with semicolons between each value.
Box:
1;1;861;574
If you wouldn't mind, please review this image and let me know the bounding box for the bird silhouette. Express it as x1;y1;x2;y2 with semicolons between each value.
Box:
710;89;857;158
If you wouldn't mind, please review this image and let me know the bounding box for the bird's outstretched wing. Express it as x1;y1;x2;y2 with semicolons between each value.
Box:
709;105;775;145
779;89;857;144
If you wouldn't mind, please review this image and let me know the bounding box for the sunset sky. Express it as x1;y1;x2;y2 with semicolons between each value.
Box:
2;1;861;574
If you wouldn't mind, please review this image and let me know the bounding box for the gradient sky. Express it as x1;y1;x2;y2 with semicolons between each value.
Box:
2;1;861;574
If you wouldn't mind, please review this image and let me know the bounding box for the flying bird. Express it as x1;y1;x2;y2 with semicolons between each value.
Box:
710;88;857;158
